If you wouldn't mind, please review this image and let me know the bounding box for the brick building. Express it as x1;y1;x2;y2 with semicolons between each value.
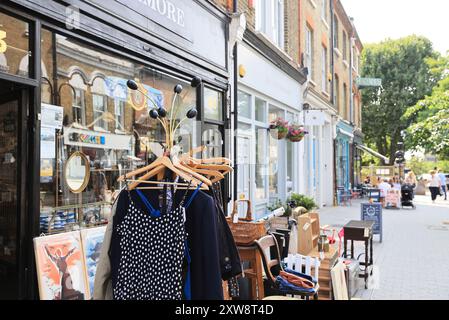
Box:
213;0;308;217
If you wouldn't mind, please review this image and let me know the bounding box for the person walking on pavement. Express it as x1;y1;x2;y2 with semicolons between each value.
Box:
436;168;447;200
429;170;441;204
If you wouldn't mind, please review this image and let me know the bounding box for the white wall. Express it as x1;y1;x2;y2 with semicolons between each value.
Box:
238;43;301;111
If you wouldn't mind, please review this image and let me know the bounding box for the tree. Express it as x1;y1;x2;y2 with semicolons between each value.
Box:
404;55;449;158
361;36;440;165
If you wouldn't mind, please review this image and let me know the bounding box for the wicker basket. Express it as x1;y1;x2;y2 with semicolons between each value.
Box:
226;200;267;246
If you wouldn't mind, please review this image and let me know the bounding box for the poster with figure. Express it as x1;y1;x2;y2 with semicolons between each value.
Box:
80;226;107;299
34;232;89;300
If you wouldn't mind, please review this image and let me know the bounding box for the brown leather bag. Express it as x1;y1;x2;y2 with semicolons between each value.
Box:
226;200;266;246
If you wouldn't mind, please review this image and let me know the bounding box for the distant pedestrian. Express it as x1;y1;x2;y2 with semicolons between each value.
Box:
429;170;441;203
392;176;401;191
378;178;392;207
405;171;417;188
436;168;447;200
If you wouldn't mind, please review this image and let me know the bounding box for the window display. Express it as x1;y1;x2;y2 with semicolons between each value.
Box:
39;29;198;234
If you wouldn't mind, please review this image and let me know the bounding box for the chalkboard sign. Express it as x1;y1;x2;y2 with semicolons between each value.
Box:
361;203;383;242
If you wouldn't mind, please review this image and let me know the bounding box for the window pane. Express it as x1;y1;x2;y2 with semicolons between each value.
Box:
204;87;222;121
255;126;267;200
237;90;251;118
0;11;30;77
39;29;197;235
255;98;267;122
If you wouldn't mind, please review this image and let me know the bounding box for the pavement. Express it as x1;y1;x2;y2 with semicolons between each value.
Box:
317;193;449;300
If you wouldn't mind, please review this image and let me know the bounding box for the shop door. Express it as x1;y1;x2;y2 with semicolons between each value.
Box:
236;134;251;212
0;80;28;299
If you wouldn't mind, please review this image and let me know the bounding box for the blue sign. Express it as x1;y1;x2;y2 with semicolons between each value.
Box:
361;203;383;242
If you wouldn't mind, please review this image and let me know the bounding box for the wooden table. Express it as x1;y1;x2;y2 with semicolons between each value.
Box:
343;220;374;289
237;245;265;300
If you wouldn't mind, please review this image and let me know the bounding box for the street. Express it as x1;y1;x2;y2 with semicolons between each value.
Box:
318;194;449;300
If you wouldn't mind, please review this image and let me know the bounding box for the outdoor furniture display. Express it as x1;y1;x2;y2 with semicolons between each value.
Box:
237;245;265;300
308;246;339;300
297;212;320;255
227;200;266;246
343;220;375;289
361;203;383;242
256;235;319;300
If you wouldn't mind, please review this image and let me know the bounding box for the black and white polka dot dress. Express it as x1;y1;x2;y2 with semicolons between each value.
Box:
113;195;186;300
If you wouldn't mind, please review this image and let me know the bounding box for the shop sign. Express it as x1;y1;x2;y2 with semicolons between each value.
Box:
109;0;192;41
304;110;326;126
64;127;133;151
356;77;382;88
361;203;383;242
75;134;106;146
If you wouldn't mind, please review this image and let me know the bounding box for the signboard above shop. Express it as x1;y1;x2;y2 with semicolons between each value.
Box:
356;77;382;88
86;0;227;68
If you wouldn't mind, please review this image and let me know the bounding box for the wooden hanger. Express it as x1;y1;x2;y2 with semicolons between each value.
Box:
120;156;204;190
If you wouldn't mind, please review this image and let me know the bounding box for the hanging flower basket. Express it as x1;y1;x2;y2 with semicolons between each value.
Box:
269;118;289;140
287;124;308;142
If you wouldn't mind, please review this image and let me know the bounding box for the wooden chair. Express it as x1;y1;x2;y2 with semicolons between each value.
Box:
255;234;319;300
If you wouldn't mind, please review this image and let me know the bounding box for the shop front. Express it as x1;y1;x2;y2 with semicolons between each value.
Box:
235;31;307;219
0;0;229;299
335;120;354;194
301;93;337;208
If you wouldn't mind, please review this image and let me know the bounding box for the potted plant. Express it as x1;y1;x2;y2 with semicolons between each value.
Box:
269;118;289;140
287;124;308;142
288;193;318;219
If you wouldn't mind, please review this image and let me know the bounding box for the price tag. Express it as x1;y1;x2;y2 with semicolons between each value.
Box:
364;227;369;238
303;223;311;231
233;213;239;223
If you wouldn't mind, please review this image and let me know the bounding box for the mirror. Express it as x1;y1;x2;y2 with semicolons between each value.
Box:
64;151;90;193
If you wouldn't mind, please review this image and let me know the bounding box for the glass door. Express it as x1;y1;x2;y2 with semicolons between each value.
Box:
0;80;26;299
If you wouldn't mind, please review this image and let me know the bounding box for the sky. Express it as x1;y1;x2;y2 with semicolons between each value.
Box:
340;0;449;54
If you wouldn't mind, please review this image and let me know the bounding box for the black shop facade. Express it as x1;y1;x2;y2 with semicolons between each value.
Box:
0;0;230;299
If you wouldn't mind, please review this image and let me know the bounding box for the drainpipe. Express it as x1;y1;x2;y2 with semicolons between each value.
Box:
232;0;238;202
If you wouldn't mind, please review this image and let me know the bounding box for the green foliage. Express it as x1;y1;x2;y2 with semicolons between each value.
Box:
361;36;440;164
268;193;318;217
404;55;449;158
406;157;449;175
288;193;318;212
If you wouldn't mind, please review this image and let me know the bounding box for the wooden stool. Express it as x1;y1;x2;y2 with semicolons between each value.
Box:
238;245;265;300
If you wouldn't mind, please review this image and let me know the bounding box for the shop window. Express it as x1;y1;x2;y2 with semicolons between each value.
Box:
39;29;198;234
0;11;30;77
237;90;251;119
255;126;268;201
204;87;222;121
255;98;267;122
268;105;284;203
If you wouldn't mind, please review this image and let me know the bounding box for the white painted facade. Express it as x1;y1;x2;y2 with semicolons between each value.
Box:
234;42;305;219
299;88;337;208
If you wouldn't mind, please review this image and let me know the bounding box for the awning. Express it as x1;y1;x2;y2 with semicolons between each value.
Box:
356;144;389;163
337;128;354;138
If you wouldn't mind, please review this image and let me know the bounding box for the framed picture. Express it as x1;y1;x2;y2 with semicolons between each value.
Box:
34;231;89;300
80;226;107;299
